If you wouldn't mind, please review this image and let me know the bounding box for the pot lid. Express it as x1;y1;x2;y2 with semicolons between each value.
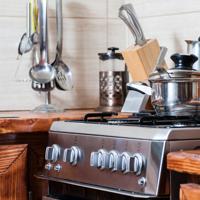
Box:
149;53;200;80
98;47;123;61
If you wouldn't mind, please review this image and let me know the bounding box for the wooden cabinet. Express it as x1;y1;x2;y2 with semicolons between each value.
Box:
167;150;200;200
180;184;200;200
0;132;48;200
0;144;27;200
0;110;93;200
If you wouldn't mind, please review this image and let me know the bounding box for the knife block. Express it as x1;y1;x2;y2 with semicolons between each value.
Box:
122;39;161;81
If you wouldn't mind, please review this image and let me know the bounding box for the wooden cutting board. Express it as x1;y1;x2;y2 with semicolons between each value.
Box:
122;39;161;81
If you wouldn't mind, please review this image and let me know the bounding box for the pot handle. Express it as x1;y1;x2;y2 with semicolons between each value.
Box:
127;82;152;96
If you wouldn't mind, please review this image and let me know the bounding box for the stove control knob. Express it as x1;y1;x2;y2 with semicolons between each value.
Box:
108;150;122;172
45;163;52;171
90;149;109;170
54;164;62;172
97;149;109;169
63;146;82;165
138;177;146;187
90;152;99;167
133;153;145;176
45;144;60;163
121;152;134;174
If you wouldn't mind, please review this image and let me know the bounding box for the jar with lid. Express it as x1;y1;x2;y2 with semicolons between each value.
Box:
97;47;129;112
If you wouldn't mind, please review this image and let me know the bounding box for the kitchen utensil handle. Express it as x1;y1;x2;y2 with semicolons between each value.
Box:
32;0;38;33
119;8;137;43
119;4;145;46
121;4;146;44
26;0;32;37
56;0;63;59
38;0;49;63
156;46;168;68
153;46;171;78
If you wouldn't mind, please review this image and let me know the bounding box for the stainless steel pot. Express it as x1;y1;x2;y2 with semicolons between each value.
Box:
149;53;200;116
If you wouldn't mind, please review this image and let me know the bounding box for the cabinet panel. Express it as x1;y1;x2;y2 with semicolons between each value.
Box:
0;144;27;200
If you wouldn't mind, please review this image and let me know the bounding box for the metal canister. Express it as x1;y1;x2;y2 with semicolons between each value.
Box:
97;47;128;112
186;38;200;71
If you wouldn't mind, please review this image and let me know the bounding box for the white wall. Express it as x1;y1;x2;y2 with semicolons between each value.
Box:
0;0;199;111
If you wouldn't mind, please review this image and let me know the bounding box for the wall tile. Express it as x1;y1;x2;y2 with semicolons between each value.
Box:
131;0;200;18
108;19;127;50
0;16;104;110
1;0;199;110
108;0;124;18
0;0;107;18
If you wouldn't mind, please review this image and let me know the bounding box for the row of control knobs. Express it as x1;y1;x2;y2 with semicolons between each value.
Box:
45;145;145;175
45;144;82;166
90;149;145;175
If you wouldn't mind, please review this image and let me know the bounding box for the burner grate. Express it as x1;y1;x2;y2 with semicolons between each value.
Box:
80;112;200;128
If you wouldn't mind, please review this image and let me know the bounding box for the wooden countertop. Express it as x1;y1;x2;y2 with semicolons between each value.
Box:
167;150;200;175
0;110;129;134
0;109;93;134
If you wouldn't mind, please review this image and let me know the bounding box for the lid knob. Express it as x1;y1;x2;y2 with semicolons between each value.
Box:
170;53;198;70
108;47;119;52
98;47;123;61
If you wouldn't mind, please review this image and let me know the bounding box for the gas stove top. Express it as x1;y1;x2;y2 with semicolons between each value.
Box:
81;112;200;127
39;112;200;199
48;112;200;141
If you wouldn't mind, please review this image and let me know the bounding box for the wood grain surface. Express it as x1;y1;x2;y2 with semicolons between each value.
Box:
0;132;48;200
0;144;27;200
180;183;200;200
0;109;93;134
0;110;128;134
167;150;200;175
122;39;162;81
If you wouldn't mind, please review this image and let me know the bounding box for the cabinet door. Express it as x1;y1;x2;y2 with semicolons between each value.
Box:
0;144;28;200
180;184;200;200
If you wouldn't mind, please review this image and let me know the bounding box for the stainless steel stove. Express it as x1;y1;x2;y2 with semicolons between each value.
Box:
39;113;200;199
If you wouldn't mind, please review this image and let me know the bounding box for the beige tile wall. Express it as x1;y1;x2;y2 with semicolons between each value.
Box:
0;0;199;110
0;0;127;111
130;0;200;65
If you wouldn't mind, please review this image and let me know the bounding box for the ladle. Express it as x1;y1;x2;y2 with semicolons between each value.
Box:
29;0;55;84
52;0;73;90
